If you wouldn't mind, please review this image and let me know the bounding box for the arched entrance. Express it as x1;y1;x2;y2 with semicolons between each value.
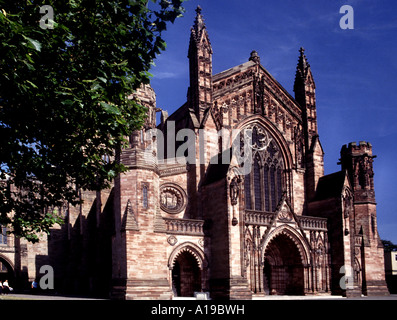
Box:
172;251;201;297
0;256;15;288
263;233;305;295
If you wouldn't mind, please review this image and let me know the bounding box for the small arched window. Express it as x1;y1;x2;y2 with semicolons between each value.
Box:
142;184;149;209
371;214;376;235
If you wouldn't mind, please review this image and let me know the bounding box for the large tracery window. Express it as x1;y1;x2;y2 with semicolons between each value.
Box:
242;124;285;212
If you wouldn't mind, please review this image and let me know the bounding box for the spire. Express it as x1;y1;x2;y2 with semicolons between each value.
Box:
188;5;213;123
293;47;318;152
295;47;310;82
191;5;206;43
190;5;211;53
294;47;315;106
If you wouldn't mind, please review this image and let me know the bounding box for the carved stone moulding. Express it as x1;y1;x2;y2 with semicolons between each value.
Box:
159;183;187;214
167;235;178;246
278;210;293;222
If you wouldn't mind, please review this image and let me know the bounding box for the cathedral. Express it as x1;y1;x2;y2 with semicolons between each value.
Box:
0;7;390;299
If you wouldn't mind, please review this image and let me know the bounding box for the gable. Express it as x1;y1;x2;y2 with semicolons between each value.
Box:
212;61;302;124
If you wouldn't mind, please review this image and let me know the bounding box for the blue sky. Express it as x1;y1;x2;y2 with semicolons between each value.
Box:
150;0;397;243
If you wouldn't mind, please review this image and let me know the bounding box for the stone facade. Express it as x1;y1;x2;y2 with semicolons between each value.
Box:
0;6;389;299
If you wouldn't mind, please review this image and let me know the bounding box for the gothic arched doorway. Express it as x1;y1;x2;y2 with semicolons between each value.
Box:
172;251;201;297
263;233;305;295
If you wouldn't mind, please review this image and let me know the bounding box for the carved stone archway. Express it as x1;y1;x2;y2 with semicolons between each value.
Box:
0;254;15;286
261;226;310;295
263;232;305;295
168;243;208;297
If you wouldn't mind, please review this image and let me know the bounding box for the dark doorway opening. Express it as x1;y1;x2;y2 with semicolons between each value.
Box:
263;233;304;295
0;257;15;290
172;251;201;297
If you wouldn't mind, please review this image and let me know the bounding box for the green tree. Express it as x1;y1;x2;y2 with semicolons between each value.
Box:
0;0;185;242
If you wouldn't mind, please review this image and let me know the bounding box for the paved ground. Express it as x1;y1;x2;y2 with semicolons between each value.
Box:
2;293;396;300
0;293;107;300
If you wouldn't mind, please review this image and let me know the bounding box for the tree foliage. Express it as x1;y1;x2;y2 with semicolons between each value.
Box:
0;0;185;242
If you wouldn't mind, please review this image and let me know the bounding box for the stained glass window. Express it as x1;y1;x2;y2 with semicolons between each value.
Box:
277;167;283;204
243;124;284;212
244;172;251;209
254;159;262;211
264;164;270;212
270;165;276;210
